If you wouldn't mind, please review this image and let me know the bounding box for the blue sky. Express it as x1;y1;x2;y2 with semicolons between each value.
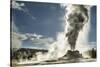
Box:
11;1;96;49
89;6;96;42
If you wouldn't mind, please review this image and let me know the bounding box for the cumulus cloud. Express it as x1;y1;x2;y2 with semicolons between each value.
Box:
26;33;43;39
25;33;54;49
12;32;54;49
31;37;54;44
30;37;54;49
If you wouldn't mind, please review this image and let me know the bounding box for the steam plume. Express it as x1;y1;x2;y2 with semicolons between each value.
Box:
65;5;89;50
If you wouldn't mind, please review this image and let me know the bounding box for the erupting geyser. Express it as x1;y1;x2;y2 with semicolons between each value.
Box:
47;4;90;60
11;2;96;65
65;5;89;51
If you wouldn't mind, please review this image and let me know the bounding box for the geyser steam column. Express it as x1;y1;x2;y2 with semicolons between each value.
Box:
65;5;89;51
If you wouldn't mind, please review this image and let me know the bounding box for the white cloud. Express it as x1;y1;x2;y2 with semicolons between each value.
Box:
28;34;54;49
11;31;55;49
11;32;27;49
31;37;54;45
32;38;54;49
26;33;43;39
11;0;36;20
11;0;25;10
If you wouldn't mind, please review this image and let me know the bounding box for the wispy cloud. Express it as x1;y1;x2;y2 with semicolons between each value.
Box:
11;0;36;20
11;0;25;10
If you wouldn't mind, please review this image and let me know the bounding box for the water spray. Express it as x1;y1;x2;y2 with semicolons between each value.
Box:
65;5;89;51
